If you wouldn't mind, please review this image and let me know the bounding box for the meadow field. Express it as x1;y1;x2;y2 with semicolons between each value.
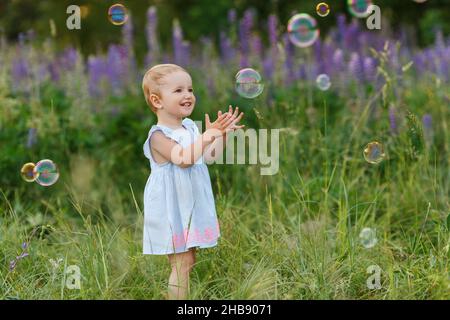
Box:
0;4;449;299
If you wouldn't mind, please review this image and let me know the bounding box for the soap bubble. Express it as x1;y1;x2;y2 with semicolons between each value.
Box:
347;0;372;18
359;227;377;248
34;159;59;187
316;2;330;17
363;142;385;164
235;68;264;99
287;13;319;48
20;162;38;182
108;4;128;26
316;74;331;91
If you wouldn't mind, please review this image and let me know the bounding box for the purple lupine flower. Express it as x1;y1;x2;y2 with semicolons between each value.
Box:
122;14;133;52
250;33;263;59
172;19;185;65
423;114;432;129
440;46;450;82
228;8;237;25
344;21;360;52
332;49;344;73
37;63;49;83
389;106;398;135
262;55;274;80
9;260;17;272
87;55;107;97
18;32;26;47
60;47;78;70
424;49;435;73
413;52;426;75
348;52;364;82
321;43;335;76
434;29;445;53
238;9;254;68
17;252;29;259
343;19;357;48
106;45;123;95
145;6;160;67
219;31;234;64
313;39;326;76
9;242;30;272
146;6;158;50
282;33;296;85
331;49;345;90
122;14;136;76
26;128;37;148
422;114;433;131
422;114;433;145
11;52;30;93
363;56;376;82
47;60;60;82
268;14;278;58
387;42;402;77
336;14;347;44
11;57;29;84
431;31;449;81
181;40;190;66
297;63;307;81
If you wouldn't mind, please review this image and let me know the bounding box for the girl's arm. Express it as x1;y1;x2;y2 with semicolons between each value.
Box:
151;112;236;168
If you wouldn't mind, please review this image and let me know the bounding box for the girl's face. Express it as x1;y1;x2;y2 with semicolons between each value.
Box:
155;71;196;118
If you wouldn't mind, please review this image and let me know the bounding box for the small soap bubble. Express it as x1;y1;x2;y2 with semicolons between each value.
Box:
363;141;385;164
316;74;331;91
287;13;319;48
359;227;377;249
33;159;59;187
316;2;330;17
20;162;38;182
347;0;372;18
235;68;264;99
108;4;128;26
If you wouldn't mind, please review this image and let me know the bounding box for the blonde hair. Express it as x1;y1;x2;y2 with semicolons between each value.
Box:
142;64;188;113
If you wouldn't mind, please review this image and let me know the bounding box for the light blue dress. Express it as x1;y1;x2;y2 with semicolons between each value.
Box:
142;118;220;255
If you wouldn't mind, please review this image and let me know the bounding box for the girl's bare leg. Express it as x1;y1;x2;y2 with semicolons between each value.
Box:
167;248;196;300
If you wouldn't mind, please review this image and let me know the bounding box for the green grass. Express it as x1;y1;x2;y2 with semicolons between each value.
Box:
1;57;449;299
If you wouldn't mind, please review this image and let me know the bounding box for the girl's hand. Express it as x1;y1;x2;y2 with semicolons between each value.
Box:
204;108;237;138
218;105;245;135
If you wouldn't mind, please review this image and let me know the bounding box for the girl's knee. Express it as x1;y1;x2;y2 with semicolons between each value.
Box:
169;249;196;271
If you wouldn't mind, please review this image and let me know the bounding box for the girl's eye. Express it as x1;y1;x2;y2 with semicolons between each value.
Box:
175;89;182;93
189;89;194;92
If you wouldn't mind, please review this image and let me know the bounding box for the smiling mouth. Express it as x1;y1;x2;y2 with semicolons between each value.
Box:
180;102;192;108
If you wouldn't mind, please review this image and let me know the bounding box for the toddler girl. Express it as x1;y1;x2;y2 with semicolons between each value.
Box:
141;64;244;299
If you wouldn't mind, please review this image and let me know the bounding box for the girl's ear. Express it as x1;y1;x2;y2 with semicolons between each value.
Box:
149;93;163;110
